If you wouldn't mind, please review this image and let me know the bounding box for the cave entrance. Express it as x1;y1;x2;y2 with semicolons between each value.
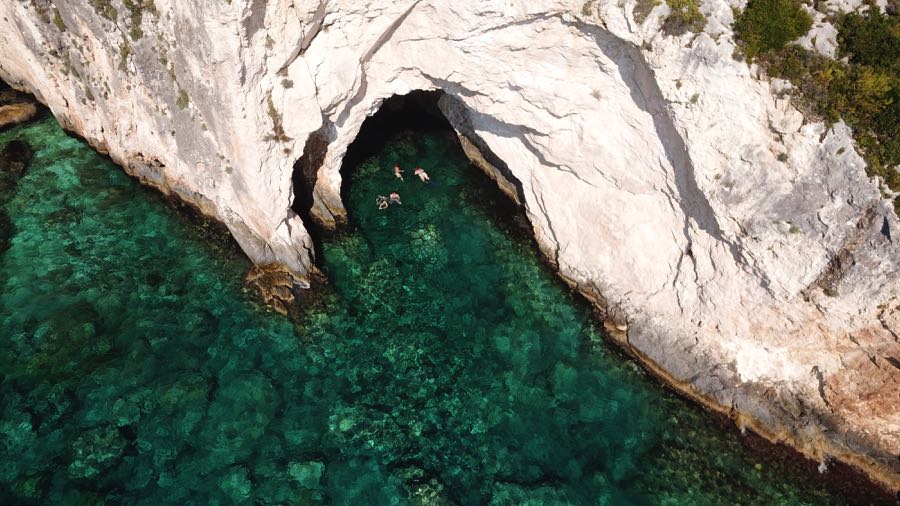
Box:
290;90;454;231
332;89;527;237
342;90;453;172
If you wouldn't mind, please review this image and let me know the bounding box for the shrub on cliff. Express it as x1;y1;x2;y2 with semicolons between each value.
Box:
755;7;900;214
662;0;707;35
732;0;813;60
88;0;117;22
838;8;900;70
836;8;900;211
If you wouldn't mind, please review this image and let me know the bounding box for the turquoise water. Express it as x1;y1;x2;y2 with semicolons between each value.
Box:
0;116;872;504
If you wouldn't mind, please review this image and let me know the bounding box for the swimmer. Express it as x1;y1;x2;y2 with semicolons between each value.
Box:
413;167;430;183
389;192;402;205
394;163;404;181
376;195;389;210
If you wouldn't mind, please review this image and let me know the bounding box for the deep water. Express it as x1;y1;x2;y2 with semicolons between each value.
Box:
0;116;872;504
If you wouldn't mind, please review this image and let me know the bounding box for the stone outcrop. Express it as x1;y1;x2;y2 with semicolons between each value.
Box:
0;0;897;491
243;263;310;316
0;103;37;130
0;82;38;130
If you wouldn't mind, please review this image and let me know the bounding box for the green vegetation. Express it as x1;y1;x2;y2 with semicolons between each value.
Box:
839;8;900;69
742;7;900;214
265;95;290;142
118;40;132;72
160;50;178;80
176;89;189;110
281;79;294;89
28;0;51;24
732;0;813;60
123;0;157;40
837;9;900;212
581;0;595;16
777;152;789;162
53;8;66;31
663;0;706;35
634;0;662;24
88;0;117;22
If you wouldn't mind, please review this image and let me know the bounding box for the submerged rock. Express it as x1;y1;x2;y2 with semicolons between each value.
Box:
0;0;897;490
243;263;308;315
0;139;34;181
287;461;324;489
408;478;452;506
67;425;127;479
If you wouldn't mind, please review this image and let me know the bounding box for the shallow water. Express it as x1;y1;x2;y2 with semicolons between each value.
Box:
0;116;865;504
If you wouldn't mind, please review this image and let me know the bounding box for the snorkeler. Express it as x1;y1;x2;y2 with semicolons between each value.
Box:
413;167;430;183
389;192;402;205
394;163;404;181
376;195;389;210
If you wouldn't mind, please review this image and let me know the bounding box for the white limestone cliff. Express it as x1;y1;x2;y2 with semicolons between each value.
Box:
1;0;897;490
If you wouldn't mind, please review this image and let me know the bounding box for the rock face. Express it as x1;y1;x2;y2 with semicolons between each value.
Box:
0;0;897;490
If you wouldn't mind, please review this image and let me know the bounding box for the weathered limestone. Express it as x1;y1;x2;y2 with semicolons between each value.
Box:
0;0;897;490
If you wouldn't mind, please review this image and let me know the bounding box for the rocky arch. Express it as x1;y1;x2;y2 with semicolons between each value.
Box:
291;89;528;238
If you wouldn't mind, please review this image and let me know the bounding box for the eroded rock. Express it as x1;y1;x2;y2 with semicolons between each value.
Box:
0;103;37;130
243;263;309;316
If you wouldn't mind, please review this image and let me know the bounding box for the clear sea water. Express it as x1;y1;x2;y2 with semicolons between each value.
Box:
0;115;879;504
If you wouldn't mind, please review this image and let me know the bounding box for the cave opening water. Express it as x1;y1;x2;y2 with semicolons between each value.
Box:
0;110;888;504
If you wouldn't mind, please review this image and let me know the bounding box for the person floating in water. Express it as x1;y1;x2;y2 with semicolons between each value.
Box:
376;195;389;210
394;163;404;181
389;192;402;205
414;167;430;183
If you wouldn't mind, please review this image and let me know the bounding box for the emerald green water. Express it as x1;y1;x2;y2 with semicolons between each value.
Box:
0;116;871;504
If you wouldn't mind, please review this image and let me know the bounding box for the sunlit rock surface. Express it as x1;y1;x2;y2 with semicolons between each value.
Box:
0;103;37;130
0;0;897;488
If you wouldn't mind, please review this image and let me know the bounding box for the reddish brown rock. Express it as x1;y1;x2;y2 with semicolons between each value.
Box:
0;102;37;130
243;263;307;316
